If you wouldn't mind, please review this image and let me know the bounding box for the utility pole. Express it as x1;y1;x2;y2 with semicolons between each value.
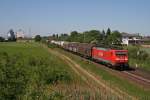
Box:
29;28;31;38
83;32;85;43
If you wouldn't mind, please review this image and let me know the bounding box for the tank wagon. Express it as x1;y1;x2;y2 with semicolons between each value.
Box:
51;40;129;70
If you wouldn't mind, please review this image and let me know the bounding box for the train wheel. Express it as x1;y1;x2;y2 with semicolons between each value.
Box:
106;63;110;67
124;64;129;70
114;66;120;70
120;66;124;71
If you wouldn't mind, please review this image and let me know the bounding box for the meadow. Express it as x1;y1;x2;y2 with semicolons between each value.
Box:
1;42;149;100
0;42;120;100
0;42;80;99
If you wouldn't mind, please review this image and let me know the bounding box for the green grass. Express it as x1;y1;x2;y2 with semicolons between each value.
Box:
129;58;150;71
0;42;77;82
1;42;149;99
55;48;150;99
0;42;81;100
142;47;150;54
0;42;122;100
140;47;150;71
123;45;150;71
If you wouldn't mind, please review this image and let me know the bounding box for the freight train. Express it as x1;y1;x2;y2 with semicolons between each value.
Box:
51;40;129;70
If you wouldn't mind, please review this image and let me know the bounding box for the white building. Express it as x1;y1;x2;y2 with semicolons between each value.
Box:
16;29;25;39
122;33;142;45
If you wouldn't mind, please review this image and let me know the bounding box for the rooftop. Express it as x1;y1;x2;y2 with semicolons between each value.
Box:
121;32;141;37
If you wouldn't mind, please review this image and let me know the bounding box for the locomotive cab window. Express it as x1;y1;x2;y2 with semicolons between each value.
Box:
115;52;127;56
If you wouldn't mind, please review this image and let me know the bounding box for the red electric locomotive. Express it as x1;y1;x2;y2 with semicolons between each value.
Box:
92;47;128;69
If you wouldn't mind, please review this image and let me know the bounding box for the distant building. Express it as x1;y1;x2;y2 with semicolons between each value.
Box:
16;29;25;39
121;33;142;45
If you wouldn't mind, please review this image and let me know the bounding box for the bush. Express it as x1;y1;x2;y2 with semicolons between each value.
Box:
34;35;41;42
46;69;72;84
0;51;72;99
138;50;149;61
0;52;30;99
126;46;139;59
48;43;58;48
0;37;5;42
126;46;149;61
125;45;150;70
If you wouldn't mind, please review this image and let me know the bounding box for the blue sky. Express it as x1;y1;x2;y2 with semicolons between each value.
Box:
0;0;150;36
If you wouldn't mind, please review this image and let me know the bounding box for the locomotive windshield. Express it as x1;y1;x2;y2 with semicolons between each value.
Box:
115;52;127;56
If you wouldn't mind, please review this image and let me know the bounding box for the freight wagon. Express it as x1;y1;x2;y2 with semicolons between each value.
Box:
67;43;96;57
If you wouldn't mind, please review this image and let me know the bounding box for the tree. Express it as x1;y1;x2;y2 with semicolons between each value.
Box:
34;35;41;42
68;31;80;42
107;31;122;45
59;34;69;41
81;30;103;43
89;30;103;43
0;37;4;42
56;34;59;39
52;34;58;40
8;29;16;41
106;30;122;45
106;28;111;37
70;31;78;36
101;30;106;44
111;31;122;45
102;30;105;37
52;34;56;38
104;28;111;45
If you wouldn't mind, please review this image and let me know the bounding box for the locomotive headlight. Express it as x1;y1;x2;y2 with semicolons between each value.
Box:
125;58;128;60
116;58;120;60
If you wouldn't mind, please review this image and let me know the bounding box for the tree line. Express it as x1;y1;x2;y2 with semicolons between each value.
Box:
51;28;122;45
1;28;122;46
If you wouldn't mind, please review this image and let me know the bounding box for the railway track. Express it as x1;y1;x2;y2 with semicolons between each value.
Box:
122;71;150;88
123;71;150;84
92;61;150;89
96;63;150;89
68;51;150;89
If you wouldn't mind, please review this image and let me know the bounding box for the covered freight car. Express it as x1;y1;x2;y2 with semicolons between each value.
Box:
76;43;96;57
64;43;96;57
63;42;79;52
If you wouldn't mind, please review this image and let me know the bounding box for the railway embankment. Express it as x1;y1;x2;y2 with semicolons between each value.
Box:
53;47;150;99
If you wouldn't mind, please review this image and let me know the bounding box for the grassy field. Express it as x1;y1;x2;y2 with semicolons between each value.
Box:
1;42;149;99
54;48;150;99
0;42;85;100
142;47;150;54
0;42;121;100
